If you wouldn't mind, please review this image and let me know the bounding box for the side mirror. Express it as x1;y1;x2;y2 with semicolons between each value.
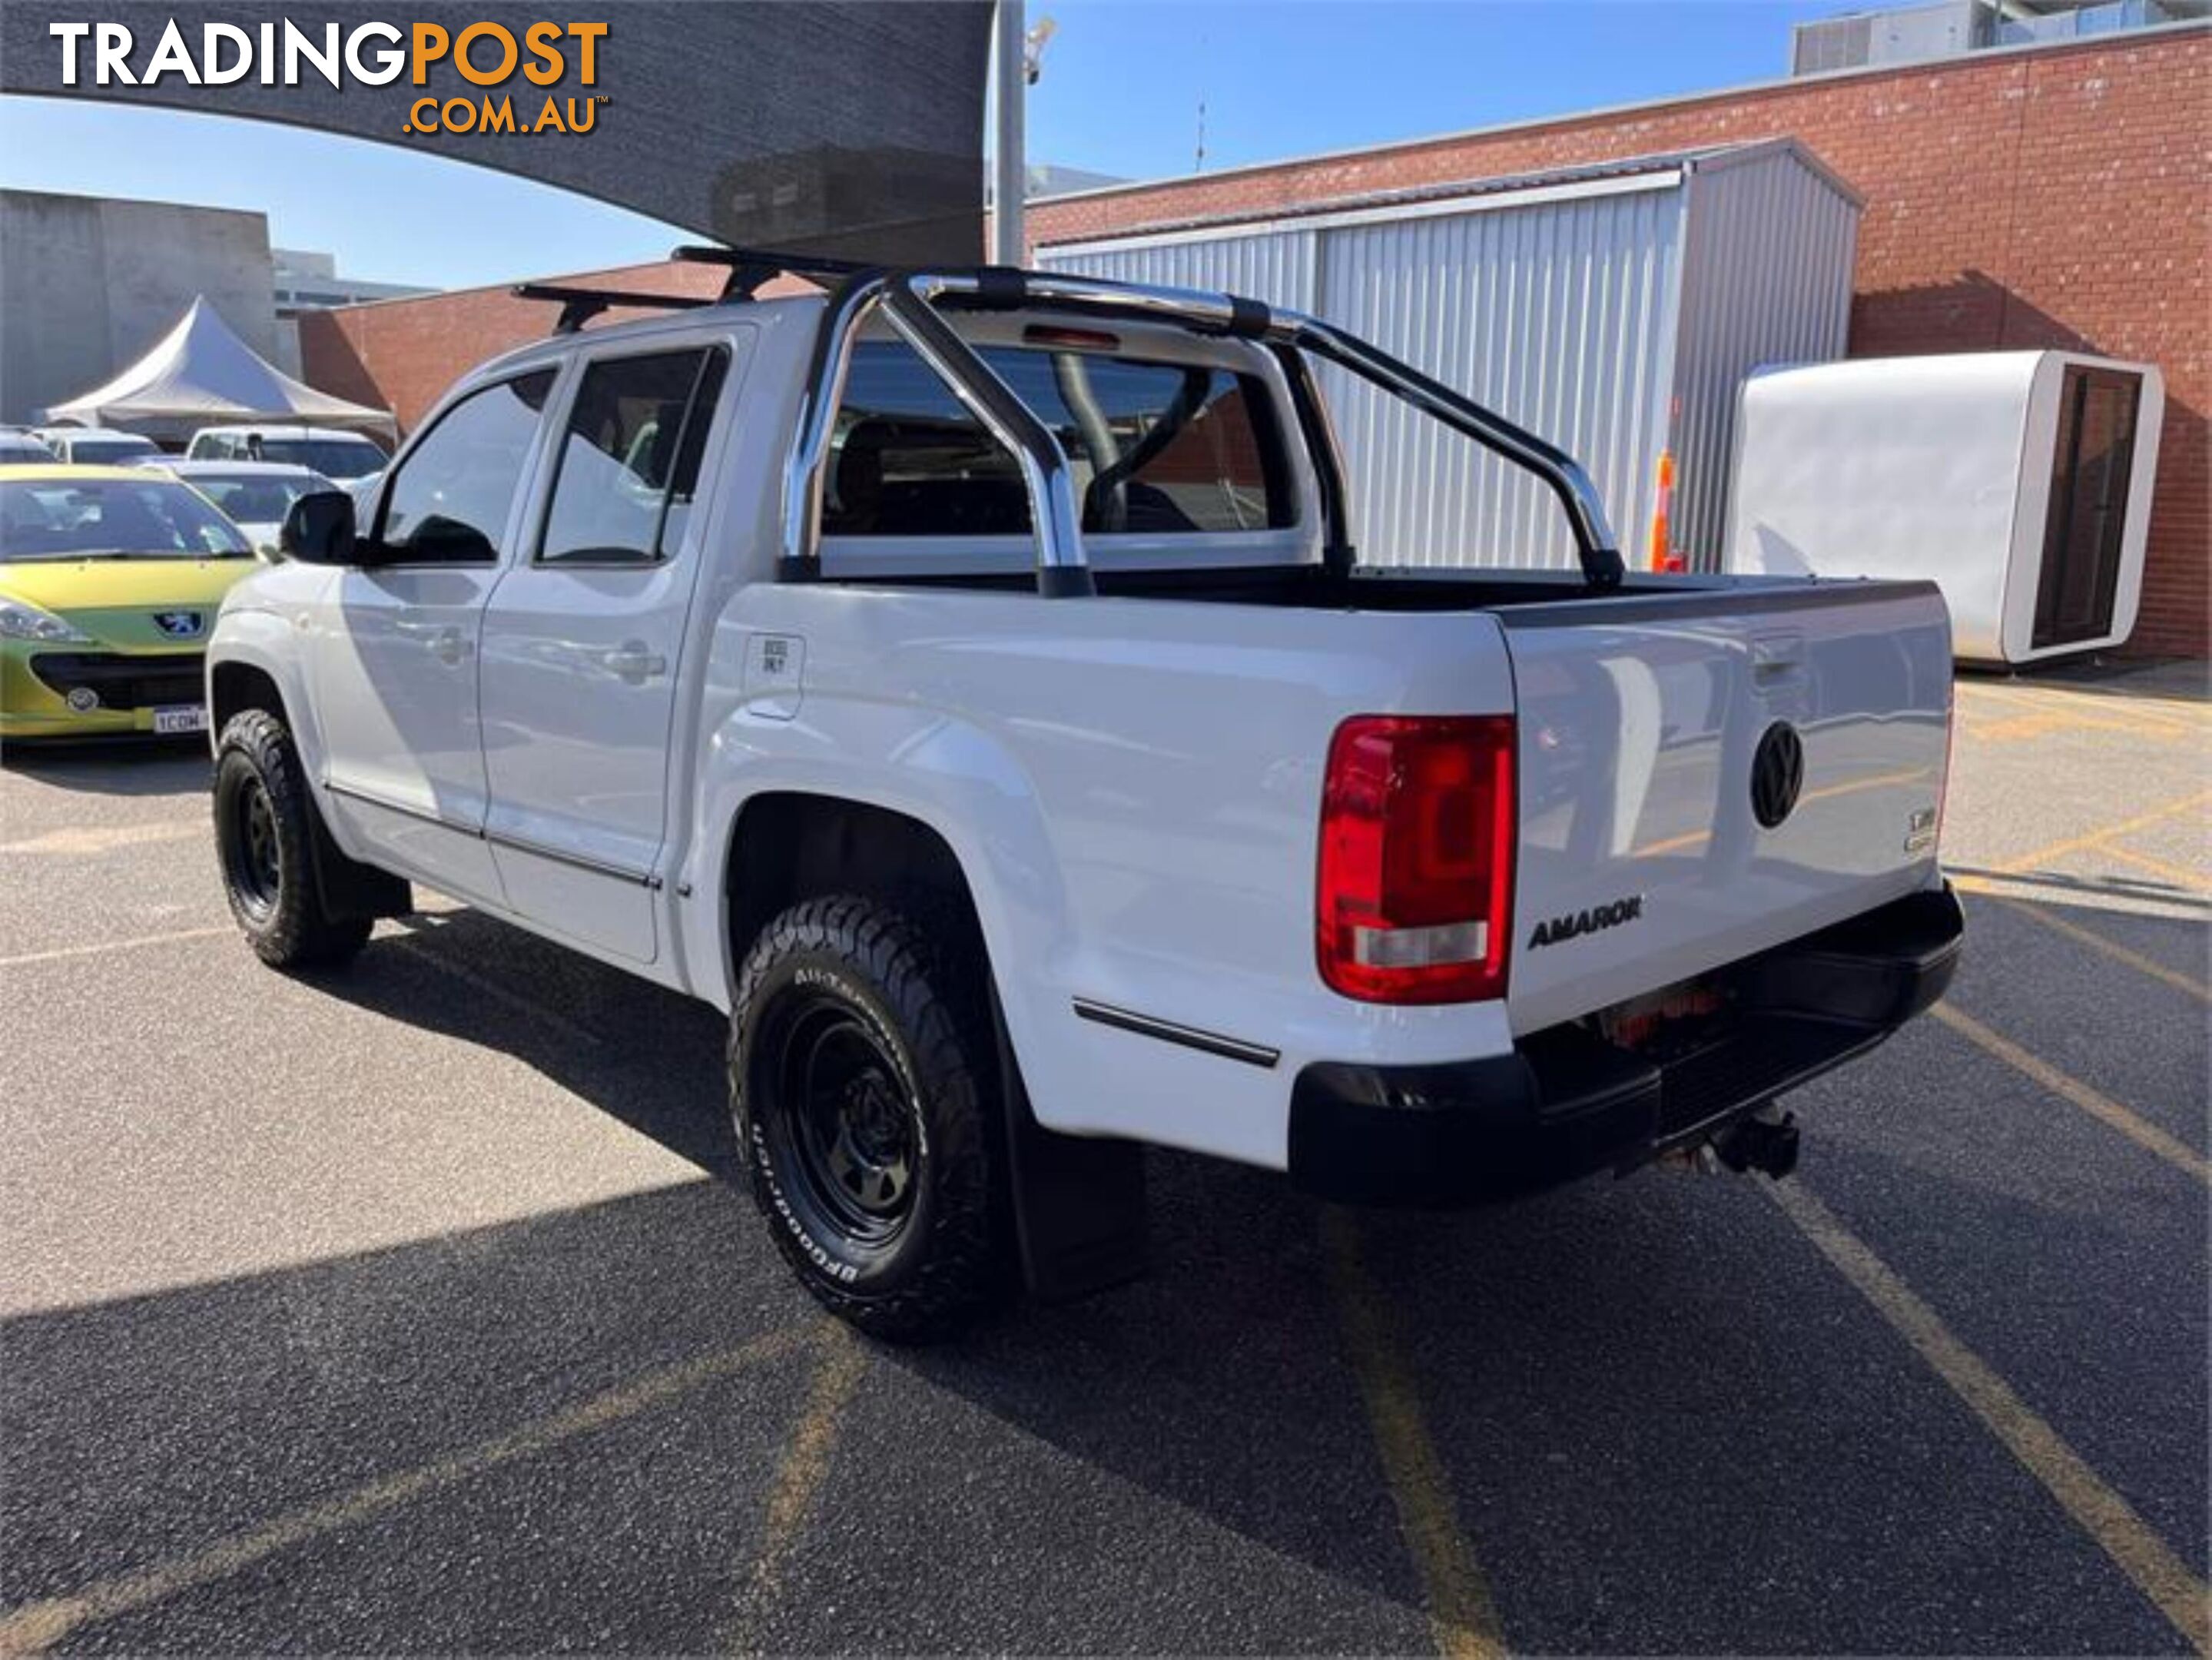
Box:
280;490;359;566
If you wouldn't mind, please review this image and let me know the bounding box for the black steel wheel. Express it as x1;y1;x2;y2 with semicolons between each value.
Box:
213;709;373;968
730;895;1011;1342
228;774;283;921
773;992;921;1243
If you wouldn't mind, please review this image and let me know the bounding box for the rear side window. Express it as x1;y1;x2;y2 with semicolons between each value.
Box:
376;370;556;564
537;347;730;566
823;340;1292;539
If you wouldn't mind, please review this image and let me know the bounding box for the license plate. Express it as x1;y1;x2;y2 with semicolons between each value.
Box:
152;705;207;735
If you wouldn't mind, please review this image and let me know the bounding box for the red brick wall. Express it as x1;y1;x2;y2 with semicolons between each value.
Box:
303;29;2207;655
1027;29;2209;658
298;260;738;433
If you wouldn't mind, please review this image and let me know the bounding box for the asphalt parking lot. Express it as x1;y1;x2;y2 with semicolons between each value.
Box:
2;663;2206;1656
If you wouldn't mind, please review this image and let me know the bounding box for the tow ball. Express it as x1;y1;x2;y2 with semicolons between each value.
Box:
1713;1107;1800;1180
1656;1106;1801;1180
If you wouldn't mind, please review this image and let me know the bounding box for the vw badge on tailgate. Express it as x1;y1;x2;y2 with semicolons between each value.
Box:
1750;721;1805;828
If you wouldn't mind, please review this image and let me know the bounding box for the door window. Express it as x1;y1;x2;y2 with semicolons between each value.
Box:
376;370;557;564
2032;367;2141;650
536;347;730;566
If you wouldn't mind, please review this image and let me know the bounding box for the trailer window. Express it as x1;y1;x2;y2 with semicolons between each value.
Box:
823;340;1292;540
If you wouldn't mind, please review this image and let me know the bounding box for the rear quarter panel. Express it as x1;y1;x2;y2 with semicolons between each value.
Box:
682;585;1521;1170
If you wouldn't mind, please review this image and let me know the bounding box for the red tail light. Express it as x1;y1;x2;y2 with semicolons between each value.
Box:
1316;715;1516;1004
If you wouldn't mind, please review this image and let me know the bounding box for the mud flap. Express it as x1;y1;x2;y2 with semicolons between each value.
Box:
310;803;412;923
991;993;1150;1303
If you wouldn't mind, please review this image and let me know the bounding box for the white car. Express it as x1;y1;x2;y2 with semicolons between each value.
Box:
185;424;387;483
154;460;337;557
204;258;1963;1340
35;428;163;466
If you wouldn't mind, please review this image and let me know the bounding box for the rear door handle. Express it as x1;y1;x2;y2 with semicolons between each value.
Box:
602;642;667;684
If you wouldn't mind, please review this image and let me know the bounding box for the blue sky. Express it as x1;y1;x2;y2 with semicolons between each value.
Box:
0;1;1846;291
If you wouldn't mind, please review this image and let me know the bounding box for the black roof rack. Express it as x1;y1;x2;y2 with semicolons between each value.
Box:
512;283;718;335
672;244;874;300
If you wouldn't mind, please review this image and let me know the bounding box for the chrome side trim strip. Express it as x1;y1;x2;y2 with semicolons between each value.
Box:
486;827;664;890
1070;998;1280;1069
321;778;457;830
321;779;661;889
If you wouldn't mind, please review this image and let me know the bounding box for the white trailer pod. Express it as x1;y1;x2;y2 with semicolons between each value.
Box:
1724;351;2164;665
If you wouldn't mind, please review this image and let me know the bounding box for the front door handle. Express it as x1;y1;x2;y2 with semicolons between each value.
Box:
602;642;667;684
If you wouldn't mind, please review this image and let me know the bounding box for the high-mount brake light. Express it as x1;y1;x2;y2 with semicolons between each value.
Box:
1316;715;1516;1004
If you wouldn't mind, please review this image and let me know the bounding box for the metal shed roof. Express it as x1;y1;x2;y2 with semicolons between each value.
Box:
1035;138;1862;255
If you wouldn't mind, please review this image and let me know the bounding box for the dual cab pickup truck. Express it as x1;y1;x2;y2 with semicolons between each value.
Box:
206;254;1964;1340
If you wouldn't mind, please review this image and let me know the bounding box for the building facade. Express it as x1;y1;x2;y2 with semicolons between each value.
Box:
1023;24;2207;657
300;22;2207;656
0;189;278;426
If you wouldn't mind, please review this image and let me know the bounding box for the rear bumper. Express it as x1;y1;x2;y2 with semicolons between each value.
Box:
1288;884;1965;1207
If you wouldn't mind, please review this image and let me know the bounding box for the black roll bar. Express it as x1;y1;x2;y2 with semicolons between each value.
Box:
767;260;1627;596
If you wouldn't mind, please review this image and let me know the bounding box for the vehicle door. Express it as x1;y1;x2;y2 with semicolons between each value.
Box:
476;336;736;962
313;366;561;905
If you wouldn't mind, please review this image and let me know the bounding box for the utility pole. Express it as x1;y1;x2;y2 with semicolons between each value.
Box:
991;0;1026;265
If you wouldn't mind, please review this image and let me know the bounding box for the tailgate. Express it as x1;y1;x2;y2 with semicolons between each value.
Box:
1501;581;1952;1034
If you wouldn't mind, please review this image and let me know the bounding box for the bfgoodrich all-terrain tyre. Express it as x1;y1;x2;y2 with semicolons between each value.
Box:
730;895;1012;1342
213;709;373;968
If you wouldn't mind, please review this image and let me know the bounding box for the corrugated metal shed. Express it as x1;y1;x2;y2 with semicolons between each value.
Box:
1037;139;1860;573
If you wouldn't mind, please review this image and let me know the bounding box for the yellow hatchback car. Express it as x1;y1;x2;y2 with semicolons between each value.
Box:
0;463;260;741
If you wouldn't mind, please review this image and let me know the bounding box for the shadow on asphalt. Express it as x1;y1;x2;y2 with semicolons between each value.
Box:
5;889;2202;1652
0;736;208;797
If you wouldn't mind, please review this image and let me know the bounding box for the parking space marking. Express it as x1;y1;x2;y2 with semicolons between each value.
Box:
1930;1002;2207;1181
387;931;603;1048
1767;1181;2212;1656
0;926;232;968
1952;890;2211;1004
725;1324;867;1654
2098;842;2210;895
0;1324;811;1655
1997;789;2212;877
1957;684;2209;734
0;820;204;856
1323;1210;1504;1660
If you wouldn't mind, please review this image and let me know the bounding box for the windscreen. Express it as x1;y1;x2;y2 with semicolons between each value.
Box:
823;340;1292;539
188;473;329;524
68;435;159;462
0;476;253;560
258;438;385;480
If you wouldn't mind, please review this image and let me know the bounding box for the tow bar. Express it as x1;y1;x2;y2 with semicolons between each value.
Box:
1713;1107;1801;1180
1656;1106;1802;1180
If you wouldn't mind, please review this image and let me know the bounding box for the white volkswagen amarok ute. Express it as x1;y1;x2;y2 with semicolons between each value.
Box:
204;254;1964;1340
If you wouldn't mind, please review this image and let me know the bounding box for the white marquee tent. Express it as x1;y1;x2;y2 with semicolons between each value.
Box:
43;297;394;440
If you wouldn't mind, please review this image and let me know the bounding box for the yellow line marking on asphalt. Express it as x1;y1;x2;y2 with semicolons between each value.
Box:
0;1324;811;1656
1930;1002;2209;1182
1956;682;2209;732
1766;1180;2212;1656
0;821;204;856
726;1325;868;1655
2097;842;2211;895
1951;884;2211;1004
0;926;231;968
1964;709;2190;745
1323;1209;1505;1660
1996;789;2212;877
